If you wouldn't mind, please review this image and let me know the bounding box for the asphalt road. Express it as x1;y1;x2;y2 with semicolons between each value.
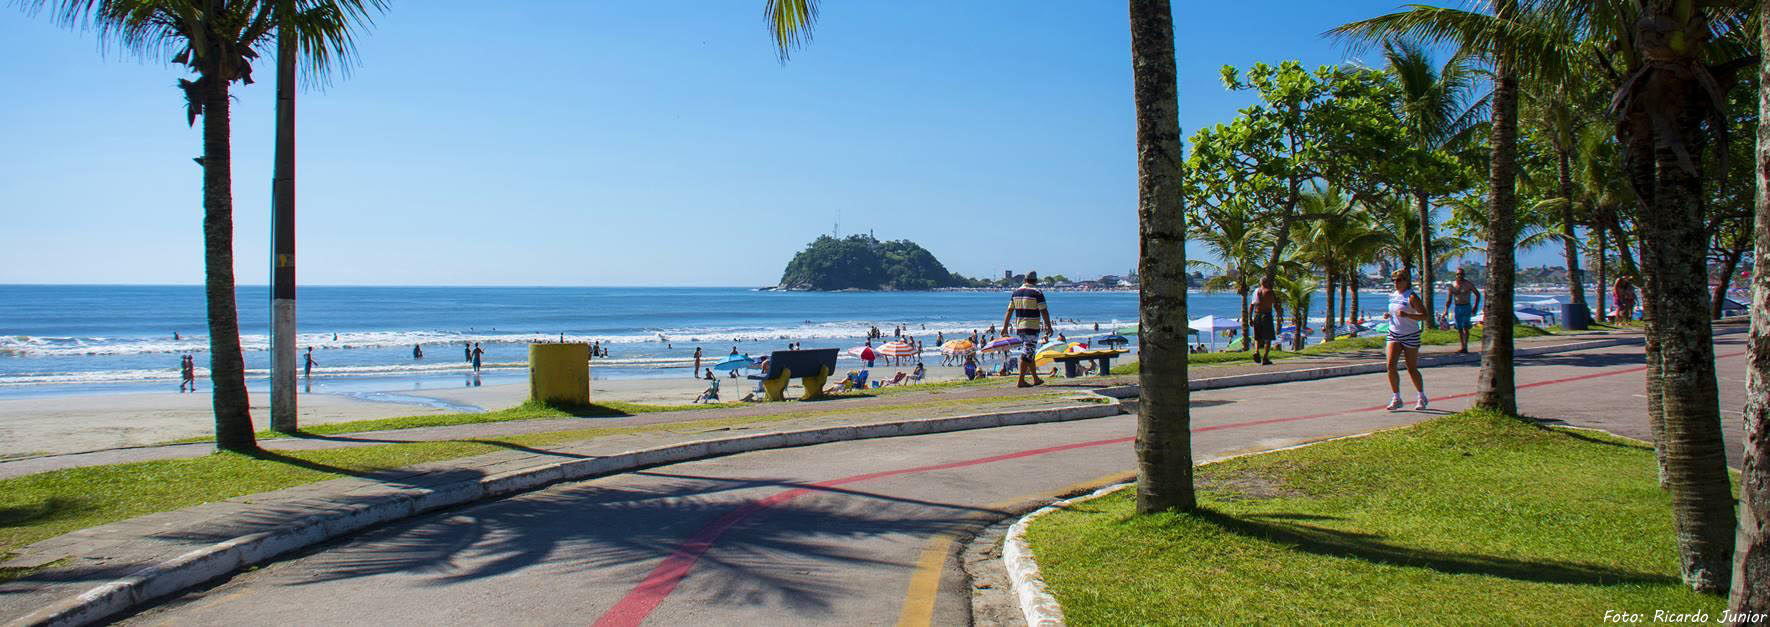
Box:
123;335;1748;626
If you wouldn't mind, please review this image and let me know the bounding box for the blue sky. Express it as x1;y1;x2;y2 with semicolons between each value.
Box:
0;1;1554;287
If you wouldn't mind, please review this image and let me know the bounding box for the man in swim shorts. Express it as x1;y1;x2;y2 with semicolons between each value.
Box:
1002;271;1054;387
1444;268;1482;353
1251;276;1278;365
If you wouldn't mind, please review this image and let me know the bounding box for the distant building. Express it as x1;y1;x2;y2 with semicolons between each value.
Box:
1004;270;1014;281
1099;275;1122;287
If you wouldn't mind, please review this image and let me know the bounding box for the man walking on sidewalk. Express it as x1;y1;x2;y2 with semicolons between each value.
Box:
1251;276;1278;365
1002;271;1054;387
1445;268;1482;353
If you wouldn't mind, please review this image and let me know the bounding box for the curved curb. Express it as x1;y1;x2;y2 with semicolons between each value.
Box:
998;431;1389;626
8;400;1125;627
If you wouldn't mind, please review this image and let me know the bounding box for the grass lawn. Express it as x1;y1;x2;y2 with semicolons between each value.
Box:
157;399;751;444
1113;325;1554;373
1026;410;1731;625
0;391;1074;572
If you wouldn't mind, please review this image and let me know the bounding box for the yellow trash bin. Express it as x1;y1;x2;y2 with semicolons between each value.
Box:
529;343;590;405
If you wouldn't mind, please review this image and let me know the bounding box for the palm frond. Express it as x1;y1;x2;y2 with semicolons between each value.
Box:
765;0;817;62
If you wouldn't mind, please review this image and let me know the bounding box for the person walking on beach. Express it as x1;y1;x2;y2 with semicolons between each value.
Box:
1384;270;1430;411
1444;268;1482;353
471;343;483;373
1613;275;1637;322
1251;277;1278;365
303;347;317;378
1002;272;1053;388
693;347;703;378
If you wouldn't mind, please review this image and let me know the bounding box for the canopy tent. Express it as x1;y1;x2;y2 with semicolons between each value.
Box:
1189;315;1241;352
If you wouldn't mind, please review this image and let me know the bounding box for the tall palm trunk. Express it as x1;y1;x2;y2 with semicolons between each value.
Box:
1351;271;1361;327
1475;19;1518;416
1417;191;1436;329
202;76;258;453
1324;263;1337;340
1339;268;1350;328
1129;0;1193;514
1730;11;1770;610
1238;284;1250;351
1557;146;1585;307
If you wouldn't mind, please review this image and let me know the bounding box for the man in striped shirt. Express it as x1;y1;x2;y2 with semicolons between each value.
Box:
1001;272;1054;387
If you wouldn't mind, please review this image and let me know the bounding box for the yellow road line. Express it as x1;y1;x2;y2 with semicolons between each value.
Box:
892;469;1137;626
894;534;954;627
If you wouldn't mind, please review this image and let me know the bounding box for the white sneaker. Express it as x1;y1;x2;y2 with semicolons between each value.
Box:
1414;395;1429;410
1386;396;1404;411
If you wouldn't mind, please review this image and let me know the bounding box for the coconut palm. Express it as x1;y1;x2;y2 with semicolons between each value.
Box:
1128;0;1195;513
1274;274;1317;352
1382;39;1486;330
1738;2;1770;614
1190;202;1271;350
1294;185;1386;340
26;0;386;452
1332;0;1581;416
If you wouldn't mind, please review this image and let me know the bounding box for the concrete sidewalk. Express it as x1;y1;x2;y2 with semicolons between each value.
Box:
0;330;1643;626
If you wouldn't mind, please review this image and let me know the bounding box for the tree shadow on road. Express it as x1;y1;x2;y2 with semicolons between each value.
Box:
236;471;1004;619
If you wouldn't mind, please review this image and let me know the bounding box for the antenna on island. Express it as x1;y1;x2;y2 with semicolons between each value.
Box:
834;209;841;238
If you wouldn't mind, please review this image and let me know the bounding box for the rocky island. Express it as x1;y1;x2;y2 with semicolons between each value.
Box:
776;235;968;291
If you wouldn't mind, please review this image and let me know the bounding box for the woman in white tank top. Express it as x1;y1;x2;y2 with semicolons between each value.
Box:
1384;270;1430;410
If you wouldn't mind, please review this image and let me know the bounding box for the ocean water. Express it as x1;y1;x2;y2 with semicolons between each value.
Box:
0;285;1579;398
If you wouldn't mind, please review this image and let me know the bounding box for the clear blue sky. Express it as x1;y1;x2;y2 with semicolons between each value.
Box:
0;1;1554;287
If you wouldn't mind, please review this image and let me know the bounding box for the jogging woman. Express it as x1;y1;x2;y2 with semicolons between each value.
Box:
1384;270;1431;411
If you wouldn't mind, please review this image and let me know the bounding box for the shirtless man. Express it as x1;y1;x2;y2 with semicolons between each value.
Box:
1444;268;1482;353
1251;276;1278;365
1613;275;1637;322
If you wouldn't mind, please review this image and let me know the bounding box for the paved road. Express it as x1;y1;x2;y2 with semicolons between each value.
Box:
123;337;1746;626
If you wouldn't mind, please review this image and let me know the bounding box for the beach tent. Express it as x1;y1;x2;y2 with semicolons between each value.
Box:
1189;315;1241;351
1514;309;1548;324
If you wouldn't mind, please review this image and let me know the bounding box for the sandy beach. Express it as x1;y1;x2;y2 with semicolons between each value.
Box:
0;352;1082;458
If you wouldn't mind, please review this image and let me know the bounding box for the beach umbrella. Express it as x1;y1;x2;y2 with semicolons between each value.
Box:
847;346;874;359
1037;340;1069;355
877;341;917;357
712;355;754;372
1096;334;1129;346
940;339;974;354
982;337;1023;352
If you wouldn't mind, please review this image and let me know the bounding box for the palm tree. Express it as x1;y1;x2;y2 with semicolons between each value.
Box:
1191;202;1270;350
1520;81;1590;309
27;0;377;452
1274;274;1317;352
1735;2;1770;615
1129;0;1194;514
1332;0;1574;416
1382;39;1486;331
1295;185;1386;340
268;0;387;434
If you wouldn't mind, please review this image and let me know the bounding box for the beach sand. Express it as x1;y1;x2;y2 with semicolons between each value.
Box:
0;351;1080;458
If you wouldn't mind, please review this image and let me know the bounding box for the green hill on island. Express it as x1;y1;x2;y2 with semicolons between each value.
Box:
777;235;967;291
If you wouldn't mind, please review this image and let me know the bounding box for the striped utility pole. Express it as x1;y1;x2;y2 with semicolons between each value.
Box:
269;11;298;433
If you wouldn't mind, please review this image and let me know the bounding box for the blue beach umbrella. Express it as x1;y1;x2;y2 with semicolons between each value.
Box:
713;355;754;372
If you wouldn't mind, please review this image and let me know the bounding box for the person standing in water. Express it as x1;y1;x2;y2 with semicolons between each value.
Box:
1002;271;1053;388
465;342;473;365
1384;270;1430;411
414;344;424;359
1444;268;1482;353
1251;277;1278;364
303;347;318;378
693;347;703;378
472;343;484;373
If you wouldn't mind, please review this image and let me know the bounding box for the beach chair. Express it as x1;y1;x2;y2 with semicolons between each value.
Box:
757;348;840;401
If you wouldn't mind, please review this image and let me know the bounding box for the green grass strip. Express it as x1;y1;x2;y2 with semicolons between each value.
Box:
1026;410;1731;625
